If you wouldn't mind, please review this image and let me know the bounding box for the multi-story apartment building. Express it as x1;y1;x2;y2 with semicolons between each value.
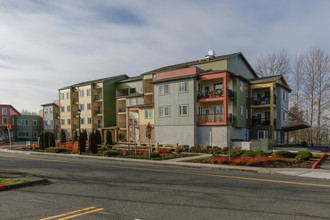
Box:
0;104;20;141
14;115;42;141
41;101;60;137
58;75;127;140
249;75;291;145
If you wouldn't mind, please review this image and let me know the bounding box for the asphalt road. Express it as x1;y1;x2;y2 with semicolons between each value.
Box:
1;152;330;220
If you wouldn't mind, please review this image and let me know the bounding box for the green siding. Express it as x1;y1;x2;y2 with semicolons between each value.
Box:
192;60;227;71
232;77;247;128
103;76;127;127
227;55;257;79
14;115;42;141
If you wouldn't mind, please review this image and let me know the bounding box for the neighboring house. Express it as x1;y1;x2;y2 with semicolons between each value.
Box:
0;104;20;141
14;115;42;141
41;101;60;138
58;75;127;140
249;75;292;145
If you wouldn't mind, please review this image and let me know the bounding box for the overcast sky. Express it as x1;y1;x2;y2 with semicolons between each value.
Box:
1;0;329;112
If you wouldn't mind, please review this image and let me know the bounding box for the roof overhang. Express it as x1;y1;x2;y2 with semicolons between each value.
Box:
281;123;310;132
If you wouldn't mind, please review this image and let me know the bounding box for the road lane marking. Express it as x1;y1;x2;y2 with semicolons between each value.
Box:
39;207;96;220
1;154;330;188
56;208;104;220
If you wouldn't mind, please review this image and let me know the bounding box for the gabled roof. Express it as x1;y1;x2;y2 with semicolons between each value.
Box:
115;75;143;84
250;75;292;92
0;104;21;115
141;52;244;75
59;74;128;90
41;102;59;107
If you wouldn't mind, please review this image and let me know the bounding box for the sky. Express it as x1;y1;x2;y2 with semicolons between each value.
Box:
1;0;330;113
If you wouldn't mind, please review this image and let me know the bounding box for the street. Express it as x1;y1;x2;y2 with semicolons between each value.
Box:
0;151;330;220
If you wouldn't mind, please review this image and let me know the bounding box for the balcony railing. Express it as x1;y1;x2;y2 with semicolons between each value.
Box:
94;123;103;129
251;96;276;105
252;118;277;126
118;122;126;128
72;98;79;104
129;118;139;126
118;107;126;113
94;108;103;115
94;94;103;102
144;86;153;94
197;89;224;99
197;114;224;123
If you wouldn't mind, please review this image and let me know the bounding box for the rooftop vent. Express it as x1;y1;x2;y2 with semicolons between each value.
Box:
205;50;215;60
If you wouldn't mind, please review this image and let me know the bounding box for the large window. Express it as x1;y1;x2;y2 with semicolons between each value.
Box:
81;118;85;125
67;119;71;125
2;108;7;115
66;92;70;99
61;106;65;113
258;130;268;139
214;106;223;114
34;131;38;138
87;103;91;110
61;119;65;125
87;88;91;96
33;120;37;126
87;117;92;124
179;82;187;93
179;105;188;116
145;109;152;119
17;119;29;126
2;117;8;125
60;93;65;100
159;84;169;95
80;90;84;97
80;104;84;111
159;106;170;117
18;131;29;138
67;106;71;112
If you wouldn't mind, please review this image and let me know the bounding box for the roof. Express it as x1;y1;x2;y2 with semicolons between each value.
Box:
250;75;292;92
281;123;310;132
115;75;143;84
41;102;59;107
59;74;128;90
141;52;244;75
151;74;197;84
0;104;21;115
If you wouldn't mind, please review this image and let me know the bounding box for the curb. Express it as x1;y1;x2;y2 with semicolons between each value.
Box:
0;179;50;191
312;152;330;169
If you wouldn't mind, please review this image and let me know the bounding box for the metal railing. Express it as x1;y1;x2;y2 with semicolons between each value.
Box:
251;96;276;105
118;122;126;128
72;98;79;104
197;114;224;123
94;94;103;101
118;107;126;113
144;86;153;93
94;108;103;115
94;123;103;128
129;118;139;126
197;89;234;99
251;118;277;126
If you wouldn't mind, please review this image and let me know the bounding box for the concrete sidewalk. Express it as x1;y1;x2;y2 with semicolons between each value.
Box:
1;149;330;180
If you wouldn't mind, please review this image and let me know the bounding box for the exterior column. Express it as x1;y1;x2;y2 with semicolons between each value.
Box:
270;84;274;126
224;73;227;124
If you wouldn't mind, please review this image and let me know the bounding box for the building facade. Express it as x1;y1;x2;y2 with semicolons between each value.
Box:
0;105;20;141
14;115;42;141
41;101;60;137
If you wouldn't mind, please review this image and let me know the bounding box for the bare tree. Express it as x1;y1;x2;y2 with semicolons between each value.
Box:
255;49;291;80
20;109;39;116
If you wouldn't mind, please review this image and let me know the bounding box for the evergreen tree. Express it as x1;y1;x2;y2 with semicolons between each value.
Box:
89;132;98;154
49;132;56;147
95;130;102;145
39;132;44;150
44;132;50;149
60;130;66;143
106;131;112;145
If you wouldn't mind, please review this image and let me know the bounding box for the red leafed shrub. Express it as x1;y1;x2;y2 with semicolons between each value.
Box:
210;156;289;167
158;148;172;153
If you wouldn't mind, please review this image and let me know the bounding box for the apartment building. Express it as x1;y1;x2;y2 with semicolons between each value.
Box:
249;75;291;145
14;115;42;141
41;101;60;137
58;75;127;140
0;104;20;141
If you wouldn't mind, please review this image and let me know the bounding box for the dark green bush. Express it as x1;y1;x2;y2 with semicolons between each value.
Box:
39;132;44;150
175;146;183;154
106;131;112;145
189;146;197;152
272;151;296;158
60;130;66;143
89;132;98;154
295;151;312;161
241;150;267;158
230;150;246;158
45;147;67;153
49;132;56;147
103;149;119;157
182;145;189;152
150;152;161;158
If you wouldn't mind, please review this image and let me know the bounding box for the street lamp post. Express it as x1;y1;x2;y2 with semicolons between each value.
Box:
78;108;81;154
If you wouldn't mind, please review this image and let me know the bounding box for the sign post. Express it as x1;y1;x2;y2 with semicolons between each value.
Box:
146;123;152;159
7;124;12;149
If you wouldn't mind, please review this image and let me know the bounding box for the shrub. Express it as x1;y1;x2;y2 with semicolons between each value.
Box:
106;131;112;145
150;152;161;158
165;145;173;148
95;130;102;145
175;146;183;154
39;132;44;150
44;132;50;149
158;148;172;153
295;151;312;161
78;134;86;153
45;147;68;153
60;130;66;143
230;150;246;158
103;149;119;157
182;145;189;152
272;151;296;158
189;146;197;152
89;132;98;154
49;132;56;147
242;150;267;158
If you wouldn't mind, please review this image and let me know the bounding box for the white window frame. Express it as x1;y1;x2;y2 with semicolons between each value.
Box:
80;90;84;97
33;120;37;126
87;117;92;124
80;104;84;111
2;108;7;115
87;103;91;110
87;88;91;96
67;119;71;125
179;105;188;116
33;131;38;138
179;82;187;93
144;109;152;119
67;106;71;112
159;106;170;117
2;117;8;125
159;84;169;95
283;111;287;121
258;130;268;139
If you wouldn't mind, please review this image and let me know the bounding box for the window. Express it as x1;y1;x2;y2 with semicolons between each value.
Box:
159;106;170;117
87;89;91;96
80;90;84;97
18;131;29;138
66;92;70;99
179;105;188;116
50;120;53;125
2;108;7;115
17;119;29;126
34;131;38;138
67;106;71;112
179;82;187;93
67;119;71;125
33;120;37;126
11;118;14;125
159;84;169;95
50;107;53;113
283;111;287;121
2;117;7;125
80;104;84;111
240;81;243;92
240;105;244;116
198;106;203;115
60;93;65;100
87;103;91;110
214;106;223;114
145;109;152;119
283;90;286;101
258;130;268;139
61;119;65;125
61;106;65;112
87;117;92;124
265;112;270;120
145;129;152;138
81;118;85;125
273;131;277;140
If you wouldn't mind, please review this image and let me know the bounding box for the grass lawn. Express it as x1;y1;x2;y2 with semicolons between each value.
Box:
0;178;29;185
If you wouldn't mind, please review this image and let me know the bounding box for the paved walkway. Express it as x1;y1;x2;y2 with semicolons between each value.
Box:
319;153;330;170
1;149;330;180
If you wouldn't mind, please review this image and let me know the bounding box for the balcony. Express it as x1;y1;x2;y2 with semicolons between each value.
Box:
118;122;126;128
94;94;103;102
252;118;277;126
129;118;139;126
144;86;153;94
94;108;103;116
118;107;126;113
72;98;79;104
251;96;276;105
197;89;224;99
73;111;79;117
94;123;103;129
197;114;224;123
